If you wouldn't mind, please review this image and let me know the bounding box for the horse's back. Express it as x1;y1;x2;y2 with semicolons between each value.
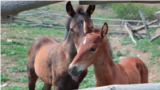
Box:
119;57;148;83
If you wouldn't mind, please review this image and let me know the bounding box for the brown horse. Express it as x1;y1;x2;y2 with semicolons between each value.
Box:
27;1;95;90
68;22;148;87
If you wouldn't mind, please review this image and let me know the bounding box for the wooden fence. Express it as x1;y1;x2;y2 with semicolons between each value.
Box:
1;10;160;42
78;83;160;90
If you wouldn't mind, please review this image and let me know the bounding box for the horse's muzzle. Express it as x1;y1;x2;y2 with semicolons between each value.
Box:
68;66;82;77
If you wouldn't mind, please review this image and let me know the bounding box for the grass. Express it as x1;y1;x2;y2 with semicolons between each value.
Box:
1;74;9;82
1;2;160;90
1;24;65;89
13;77;28;83
135;37;160;58
124;49;130;55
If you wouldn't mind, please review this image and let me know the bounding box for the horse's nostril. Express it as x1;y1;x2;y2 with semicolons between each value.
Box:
72;66;77;73
68;66;79;76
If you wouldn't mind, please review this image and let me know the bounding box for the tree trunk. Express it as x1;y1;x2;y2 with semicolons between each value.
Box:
1;1;61;17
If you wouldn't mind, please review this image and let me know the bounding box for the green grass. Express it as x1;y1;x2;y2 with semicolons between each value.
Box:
1;85;28;90
135;37;160;58
153;79;160;83
79;65;95;88
116;50;122;56
13;77;28;83
124;49;130;55
1;74;9;82
0;31;2;35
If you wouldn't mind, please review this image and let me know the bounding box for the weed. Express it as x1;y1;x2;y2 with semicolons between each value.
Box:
6;34;17;38
124;49;130;55
153;79;160;83
1;85;28;90
149;28;158;34
113;57;120;63
132;53;137;57
13;77;28;83
15;22;22;25
1;74;9;82
116;50;122;56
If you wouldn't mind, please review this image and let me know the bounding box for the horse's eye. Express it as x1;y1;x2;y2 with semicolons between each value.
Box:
91;27;93;29
70;29;74;33
90;47;97;52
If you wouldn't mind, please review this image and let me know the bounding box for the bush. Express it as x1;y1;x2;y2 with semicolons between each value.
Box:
112;3;159;20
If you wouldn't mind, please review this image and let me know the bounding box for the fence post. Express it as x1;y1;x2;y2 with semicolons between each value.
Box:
42;13;45;24
139;11;151;39
120;21;124;36
10;15;13;24
96;19;98;24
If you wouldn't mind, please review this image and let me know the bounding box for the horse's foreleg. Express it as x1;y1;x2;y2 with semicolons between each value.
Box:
42;83;52;90
28;73;38;90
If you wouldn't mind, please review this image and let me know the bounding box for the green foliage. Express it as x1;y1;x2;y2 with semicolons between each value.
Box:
14;77;28;83
1;74;9;82
15;22;22;25
149;28;158;34
116;50;122;56
153;79;160;83
135;37;160;58
6;34;17;38
124;49;130;55
79;65;95;88
21;16;26;19
112;3;159;20
113;58;120;63
1;85;28;90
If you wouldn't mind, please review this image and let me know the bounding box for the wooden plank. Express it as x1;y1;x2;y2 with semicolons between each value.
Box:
149;34;160;42
125;21;144;39
91;18;143;23
132;19;158;31
78;83;160;90
1;1;61;16
124;23;137;43
139;11;151;39
80;1;160;5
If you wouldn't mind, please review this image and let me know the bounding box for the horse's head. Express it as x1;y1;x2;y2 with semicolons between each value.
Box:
68;22;109;81
66;1;95;51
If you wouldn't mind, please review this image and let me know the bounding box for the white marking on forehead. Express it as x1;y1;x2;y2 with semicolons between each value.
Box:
77;49;79;53
83;37;87;45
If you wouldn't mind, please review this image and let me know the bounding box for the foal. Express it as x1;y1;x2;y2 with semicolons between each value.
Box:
27;1;95;90
68;22;148;87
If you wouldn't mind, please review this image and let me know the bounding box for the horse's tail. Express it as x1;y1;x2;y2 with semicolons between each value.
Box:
136;58;148;83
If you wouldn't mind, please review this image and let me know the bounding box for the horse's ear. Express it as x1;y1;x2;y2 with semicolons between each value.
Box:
100;22;109;38
66;1;76;17
86;5;95;17
83;21;92;34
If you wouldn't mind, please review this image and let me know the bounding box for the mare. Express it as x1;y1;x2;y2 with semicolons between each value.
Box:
27;1;95;90
68;22;148;87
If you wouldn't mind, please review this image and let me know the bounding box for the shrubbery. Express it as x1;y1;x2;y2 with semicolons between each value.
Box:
111;3;159;20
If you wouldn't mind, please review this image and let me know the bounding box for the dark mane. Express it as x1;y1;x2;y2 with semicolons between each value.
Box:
64;17;71;40
76;5;85;15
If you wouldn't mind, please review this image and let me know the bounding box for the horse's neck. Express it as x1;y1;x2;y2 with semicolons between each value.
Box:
62;33;77;60
94;39;116;85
